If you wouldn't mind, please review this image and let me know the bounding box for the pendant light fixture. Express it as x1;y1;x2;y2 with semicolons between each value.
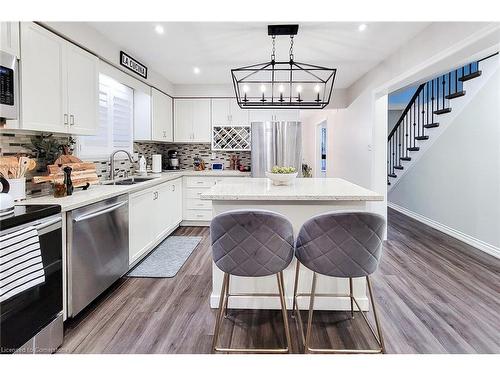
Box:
231;24;337;109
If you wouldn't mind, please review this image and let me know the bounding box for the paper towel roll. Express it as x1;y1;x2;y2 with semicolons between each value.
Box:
152;154;162;173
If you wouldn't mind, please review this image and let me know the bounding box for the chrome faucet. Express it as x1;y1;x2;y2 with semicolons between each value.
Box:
109;150;135;180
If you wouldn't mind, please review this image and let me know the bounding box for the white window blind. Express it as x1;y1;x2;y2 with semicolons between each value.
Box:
79;74;134;158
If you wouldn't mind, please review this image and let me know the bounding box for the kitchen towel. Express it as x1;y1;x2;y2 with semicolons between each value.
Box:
0;226;45;303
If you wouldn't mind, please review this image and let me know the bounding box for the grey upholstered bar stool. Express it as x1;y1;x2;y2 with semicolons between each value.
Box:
210;209;294;354
292;212;386;354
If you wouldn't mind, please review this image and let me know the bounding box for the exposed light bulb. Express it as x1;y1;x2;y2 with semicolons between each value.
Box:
243;85;250;93
314;85;321;93
278;85;285;93
296;85;303;93
155;25;165;35
358;23;367;32
193;67;201;74
260;84;266;93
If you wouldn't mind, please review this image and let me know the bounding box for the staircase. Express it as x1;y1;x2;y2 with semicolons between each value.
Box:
387;52;499;188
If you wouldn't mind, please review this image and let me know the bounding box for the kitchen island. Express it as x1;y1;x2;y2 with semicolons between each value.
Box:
201;177;384;311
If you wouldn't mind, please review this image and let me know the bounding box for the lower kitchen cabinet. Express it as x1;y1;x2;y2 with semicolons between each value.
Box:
182;176;224;223
129;178;182;265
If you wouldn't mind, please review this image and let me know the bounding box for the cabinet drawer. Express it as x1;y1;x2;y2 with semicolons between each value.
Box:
185;188;210;199
186;198;212;210
185;177;215;188
184;209;212;221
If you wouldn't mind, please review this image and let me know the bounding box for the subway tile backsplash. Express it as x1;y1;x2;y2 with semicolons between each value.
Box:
1;131;251;198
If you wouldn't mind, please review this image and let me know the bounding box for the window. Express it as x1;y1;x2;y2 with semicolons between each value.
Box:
78;74;134;159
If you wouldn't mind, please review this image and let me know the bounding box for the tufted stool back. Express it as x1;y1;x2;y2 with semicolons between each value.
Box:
295;212;385;278
210;209;294;277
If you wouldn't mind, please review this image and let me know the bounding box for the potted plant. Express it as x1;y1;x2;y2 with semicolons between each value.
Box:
265;166;298;186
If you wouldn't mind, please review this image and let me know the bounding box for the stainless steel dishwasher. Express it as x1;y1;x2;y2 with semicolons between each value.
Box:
67;194;129;317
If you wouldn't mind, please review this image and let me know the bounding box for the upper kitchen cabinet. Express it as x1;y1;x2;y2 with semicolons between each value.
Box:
174;98;211;142
248;109;300;123
152;88;173;142
20;23;98;135
0;22;20;58
211;98;249;126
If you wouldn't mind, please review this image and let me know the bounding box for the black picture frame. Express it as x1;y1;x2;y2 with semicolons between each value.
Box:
120;51;148;79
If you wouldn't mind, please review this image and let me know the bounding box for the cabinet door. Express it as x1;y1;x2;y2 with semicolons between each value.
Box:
66;43;98;135
152;88;173;142
20;22;67;133
230;99;249;125
249;109;274;123
211;98;230;125
129;190;155;264
171;178;183;225
192;99;211;142
155;182;174;235
174;99;193;142
0;22;20;57
133;90;152;140
274;109;300;122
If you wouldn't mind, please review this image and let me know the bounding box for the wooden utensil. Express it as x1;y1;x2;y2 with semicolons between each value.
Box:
28;159;37;171
18;157;30;178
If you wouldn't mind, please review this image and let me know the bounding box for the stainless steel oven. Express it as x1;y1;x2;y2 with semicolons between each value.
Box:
0;51;18;122
0;210;63;354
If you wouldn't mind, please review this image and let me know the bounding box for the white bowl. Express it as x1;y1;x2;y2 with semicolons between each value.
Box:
265;172;298;186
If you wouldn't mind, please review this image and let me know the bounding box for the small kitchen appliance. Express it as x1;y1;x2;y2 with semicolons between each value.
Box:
0;51;18;124
152;154;162;173
0;177;14;216
167;150;180;170
211;162;224;171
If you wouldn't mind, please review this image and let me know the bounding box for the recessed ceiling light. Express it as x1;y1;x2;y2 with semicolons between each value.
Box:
155;25;164;35
193;67;201;75
358;23;367;32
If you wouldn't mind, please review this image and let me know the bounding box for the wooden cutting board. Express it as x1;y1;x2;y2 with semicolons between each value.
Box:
33;161;99;188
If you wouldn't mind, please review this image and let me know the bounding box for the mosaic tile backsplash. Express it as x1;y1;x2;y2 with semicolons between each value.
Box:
0;131;251;198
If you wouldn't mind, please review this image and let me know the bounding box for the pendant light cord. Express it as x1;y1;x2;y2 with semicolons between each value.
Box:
271;35;276;62
289;35;294;62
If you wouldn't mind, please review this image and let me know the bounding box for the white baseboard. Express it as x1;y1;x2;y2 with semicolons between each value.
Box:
388;202;500;259
180;220;210;227
210;294;369;311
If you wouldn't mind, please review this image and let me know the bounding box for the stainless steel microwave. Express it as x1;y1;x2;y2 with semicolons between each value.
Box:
0;51;18;122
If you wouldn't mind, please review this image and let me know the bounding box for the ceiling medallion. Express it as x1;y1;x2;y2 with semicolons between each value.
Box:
231;24;337;110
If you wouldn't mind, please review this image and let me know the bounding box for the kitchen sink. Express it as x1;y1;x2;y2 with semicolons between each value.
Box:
102;176;159;186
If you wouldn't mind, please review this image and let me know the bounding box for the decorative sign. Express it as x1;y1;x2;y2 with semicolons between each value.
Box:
120;51;148;79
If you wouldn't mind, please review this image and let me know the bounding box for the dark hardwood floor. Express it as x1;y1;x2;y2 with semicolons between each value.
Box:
58;208;500;354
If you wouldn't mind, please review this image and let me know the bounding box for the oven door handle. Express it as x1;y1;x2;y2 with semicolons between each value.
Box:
35;216;62;231
73;201;127;223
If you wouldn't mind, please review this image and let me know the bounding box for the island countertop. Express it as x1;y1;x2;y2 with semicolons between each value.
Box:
201;177;383;201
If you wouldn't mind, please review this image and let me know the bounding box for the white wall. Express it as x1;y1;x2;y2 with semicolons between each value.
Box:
388;68;500;256
41;22;175;95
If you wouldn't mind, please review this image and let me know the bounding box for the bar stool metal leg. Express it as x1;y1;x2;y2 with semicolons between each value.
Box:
212;273;229;353
212;272;292;354
291;261;300;318
304;272;317;353
366;276;385;353
349;277;354;319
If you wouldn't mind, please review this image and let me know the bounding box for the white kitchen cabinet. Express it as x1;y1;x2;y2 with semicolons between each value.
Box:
0;22;20;57
174;99;211;142
249;109;300;123
211;98;249;126
182;176;225;223
133;90;152;140
152;88;173;142
66;43;98;135
20;22;98;135
129;178;183;265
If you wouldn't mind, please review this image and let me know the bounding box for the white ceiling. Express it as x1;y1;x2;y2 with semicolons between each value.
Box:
87;22;430;88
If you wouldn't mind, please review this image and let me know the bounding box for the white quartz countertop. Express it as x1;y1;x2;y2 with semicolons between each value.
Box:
201;177;383;201
19;170;249;211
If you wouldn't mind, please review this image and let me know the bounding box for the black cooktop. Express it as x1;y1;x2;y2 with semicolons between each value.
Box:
0;205;61;231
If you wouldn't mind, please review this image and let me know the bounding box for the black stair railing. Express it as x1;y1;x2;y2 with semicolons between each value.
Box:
386;55;496;184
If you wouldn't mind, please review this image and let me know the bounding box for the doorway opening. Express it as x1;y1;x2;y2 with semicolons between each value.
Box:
316;120;327;177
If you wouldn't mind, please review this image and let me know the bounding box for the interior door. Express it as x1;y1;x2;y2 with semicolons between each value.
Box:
66;43;98;135
174;99;193;142
20;22;66;132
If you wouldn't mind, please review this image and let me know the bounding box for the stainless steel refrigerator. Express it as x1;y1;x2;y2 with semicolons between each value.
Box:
251;121;302;177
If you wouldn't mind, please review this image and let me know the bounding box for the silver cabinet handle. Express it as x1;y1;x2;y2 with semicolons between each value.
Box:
153;191;159;200
70;115;74;126
64;114;68;125
171;185;175;191
73;201;127;222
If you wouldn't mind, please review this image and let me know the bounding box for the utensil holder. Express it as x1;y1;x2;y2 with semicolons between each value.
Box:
7;177;26;201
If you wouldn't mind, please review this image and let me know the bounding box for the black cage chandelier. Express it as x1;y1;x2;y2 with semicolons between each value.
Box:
231;24;337;110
